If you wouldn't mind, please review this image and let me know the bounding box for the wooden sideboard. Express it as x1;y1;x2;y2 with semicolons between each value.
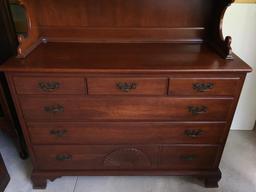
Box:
0;0;252;189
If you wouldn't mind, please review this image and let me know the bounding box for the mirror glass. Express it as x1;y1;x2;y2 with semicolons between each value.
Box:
9;0;28;37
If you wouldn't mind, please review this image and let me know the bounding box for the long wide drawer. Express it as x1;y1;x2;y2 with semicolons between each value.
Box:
19;96;233;121
28;122;226;144
33;145;219;170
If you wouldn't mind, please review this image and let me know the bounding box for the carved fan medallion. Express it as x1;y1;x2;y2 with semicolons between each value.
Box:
103;147;151;169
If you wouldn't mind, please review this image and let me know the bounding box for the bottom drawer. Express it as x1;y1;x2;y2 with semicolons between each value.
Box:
28;122;225;144
34;145;220;171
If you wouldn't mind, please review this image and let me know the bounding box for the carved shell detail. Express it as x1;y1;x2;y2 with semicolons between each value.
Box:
103;148;151;168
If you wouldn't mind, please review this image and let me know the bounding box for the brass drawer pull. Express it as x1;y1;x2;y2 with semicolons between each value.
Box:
193;83;214;92
184;129;203;138
56;154;72;161
50;129;67;137
188;106;207;115
180;155;197;161
38;81;60;92
44;104;64;113
116;82;137;92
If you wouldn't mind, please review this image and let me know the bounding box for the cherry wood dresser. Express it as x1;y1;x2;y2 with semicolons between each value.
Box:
0;0;252;189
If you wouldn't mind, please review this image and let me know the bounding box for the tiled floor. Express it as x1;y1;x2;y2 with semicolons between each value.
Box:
1;130;256;192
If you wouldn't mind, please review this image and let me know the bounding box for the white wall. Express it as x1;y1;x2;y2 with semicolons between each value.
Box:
223;3;256;130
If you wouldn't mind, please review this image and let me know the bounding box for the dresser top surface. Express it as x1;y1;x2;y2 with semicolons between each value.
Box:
1;42;252;73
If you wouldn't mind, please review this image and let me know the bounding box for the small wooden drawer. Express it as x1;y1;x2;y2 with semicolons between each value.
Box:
28;122;226;145
33;145;157;170
159;146;219;169
13;76;86;95
169;78;239;96
87;77;168;95
19;96;233;121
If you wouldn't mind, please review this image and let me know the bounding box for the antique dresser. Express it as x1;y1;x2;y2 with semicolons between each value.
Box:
0;0;252;189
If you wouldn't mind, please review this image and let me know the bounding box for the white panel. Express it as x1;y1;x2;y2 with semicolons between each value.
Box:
223;4;256;130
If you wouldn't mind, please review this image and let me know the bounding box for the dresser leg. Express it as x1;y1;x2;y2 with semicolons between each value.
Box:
204;169;222;188
31;175;47;189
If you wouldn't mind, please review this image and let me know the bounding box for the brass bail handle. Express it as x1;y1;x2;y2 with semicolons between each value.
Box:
193;82;214;92
50;129;67;137
116;82;137;92
56;154;72;161
188;106;208;115
44;104;64;113
39;81;60;92
184;129;203;137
